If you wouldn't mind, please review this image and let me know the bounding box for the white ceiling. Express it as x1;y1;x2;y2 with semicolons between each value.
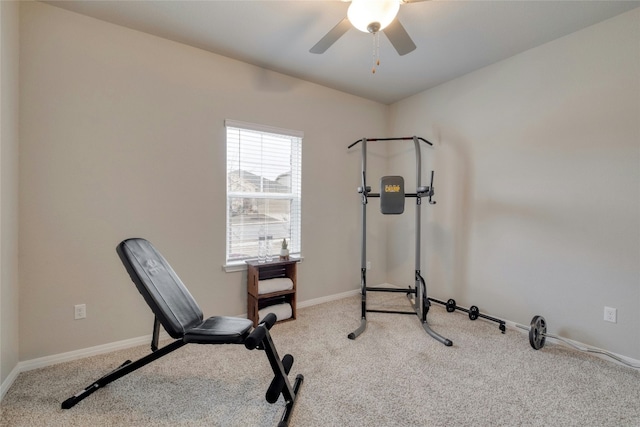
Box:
44;0;639;104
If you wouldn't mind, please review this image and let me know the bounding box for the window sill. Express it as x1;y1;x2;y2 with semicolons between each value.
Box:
223;262;248;273
223;256;303;273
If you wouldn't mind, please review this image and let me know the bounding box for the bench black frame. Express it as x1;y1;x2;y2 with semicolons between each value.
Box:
62;238;303;427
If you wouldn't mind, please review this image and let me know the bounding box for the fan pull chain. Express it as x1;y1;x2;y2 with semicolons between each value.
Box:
372;32;380;74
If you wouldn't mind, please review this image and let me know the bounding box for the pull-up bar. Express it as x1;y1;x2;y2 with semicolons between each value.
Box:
348;136;433;149
347;135;452;346
348;135;507;345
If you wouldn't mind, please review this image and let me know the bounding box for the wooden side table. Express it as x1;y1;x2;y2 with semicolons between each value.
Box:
246;259;298;327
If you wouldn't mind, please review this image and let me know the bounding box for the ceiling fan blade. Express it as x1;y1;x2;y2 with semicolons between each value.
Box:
383;19;416;56
310;18;352;54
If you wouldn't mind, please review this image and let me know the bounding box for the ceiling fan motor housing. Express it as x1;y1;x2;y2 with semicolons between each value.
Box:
310;0;417;57
348;0;400;33
367;22;382;34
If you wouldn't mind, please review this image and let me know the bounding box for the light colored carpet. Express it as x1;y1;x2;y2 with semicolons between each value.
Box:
2;293;639;426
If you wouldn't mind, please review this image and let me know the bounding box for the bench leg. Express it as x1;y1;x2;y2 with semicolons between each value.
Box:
61;339;186;409
261;330;304;427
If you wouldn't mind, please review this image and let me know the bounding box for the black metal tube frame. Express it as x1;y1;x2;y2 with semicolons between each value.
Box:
347;136;451;346
348;136;433;149
429;297;507;333
61;338;186;410
62;319;303;427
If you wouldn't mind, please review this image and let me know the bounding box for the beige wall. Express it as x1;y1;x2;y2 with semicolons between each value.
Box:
10;1;640;369
18;2;389;361
1;0;20;387
388;9;640;359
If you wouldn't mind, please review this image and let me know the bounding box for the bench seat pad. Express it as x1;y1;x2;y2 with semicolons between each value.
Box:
184;316;253;344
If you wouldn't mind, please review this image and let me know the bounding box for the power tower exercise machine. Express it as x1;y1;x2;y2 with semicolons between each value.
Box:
347;136;452;346
347;136;506;346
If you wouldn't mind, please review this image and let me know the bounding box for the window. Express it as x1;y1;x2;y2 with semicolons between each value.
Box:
225;120;302;266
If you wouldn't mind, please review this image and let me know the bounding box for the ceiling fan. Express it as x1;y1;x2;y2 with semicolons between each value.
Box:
310;0;428;57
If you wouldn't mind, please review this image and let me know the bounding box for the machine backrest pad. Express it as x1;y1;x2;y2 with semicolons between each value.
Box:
117;238;204;339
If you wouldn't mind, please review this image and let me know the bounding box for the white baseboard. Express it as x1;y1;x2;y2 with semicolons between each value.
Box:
13;289;360;373
0;330;171;402
298;287;360;309
505;319;640;369
4;288;636;402
0;364;20;401
17;332;171;374
0;289;359;401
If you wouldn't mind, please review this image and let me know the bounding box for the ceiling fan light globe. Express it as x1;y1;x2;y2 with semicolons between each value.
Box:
347;0;400;33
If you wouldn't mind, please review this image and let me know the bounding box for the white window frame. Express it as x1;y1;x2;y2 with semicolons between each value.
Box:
224;120;303;271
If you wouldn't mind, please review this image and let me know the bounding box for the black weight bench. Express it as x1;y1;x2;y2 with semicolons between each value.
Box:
62;238;303;427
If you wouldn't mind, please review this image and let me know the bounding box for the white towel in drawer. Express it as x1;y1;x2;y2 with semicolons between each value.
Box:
258;302;292;323
258;277;293;294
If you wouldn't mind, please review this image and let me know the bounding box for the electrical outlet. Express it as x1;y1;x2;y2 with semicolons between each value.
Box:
74;304;86;320
366;261;371;270
604;306;617;323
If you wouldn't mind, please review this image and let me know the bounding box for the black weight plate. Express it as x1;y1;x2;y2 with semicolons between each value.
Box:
446;299;456;313
529;315;547;350
469;305;479;320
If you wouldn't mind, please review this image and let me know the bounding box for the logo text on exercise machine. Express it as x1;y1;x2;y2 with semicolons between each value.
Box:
384;185;401;193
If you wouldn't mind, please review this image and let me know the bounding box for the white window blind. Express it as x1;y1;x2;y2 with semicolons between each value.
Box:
225;120;302;264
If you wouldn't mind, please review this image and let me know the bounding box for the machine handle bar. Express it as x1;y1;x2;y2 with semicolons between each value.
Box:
348;136;433;149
